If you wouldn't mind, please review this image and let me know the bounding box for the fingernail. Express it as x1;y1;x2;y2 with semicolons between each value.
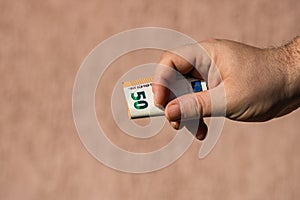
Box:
196;132;207;140
154;96;158;106
170;121;179;129
154;94;161;108
155;103;165;111
196;123;208;140
166;103;181;121
153;92;163;110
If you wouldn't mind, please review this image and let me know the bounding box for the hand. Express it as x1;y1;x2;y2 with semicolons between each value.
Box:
152;38;300;140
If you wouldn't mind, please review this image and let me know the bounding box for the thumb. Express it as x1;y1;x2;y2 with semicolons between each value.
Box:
165;85;226;121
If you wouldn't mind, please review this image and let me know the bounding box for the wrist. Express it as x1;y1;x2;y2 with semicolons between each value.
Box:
276;37;300;101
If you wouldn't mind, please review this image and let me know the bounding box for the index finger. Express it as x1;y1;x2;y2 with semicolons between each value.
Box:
152;51;195;107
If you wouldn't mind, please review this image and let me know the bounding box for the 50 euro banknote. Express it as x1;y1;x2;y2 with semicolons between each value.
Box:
122;76;208;119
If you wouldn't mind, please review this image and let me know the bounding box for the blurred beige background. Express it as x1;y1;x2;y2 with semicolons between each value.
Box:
1;0;300;199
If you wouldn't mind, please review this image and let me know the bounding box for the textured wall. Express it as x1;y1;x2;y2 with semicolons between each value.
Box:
1;0;300;199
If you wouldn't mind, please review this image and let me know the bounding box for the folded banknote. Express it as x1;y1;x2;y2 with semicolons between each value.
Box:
122;76;207;119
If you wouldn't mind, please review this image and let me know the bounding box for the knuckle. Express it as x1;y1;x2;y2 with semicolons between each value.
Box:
196;92;210;117
178;94;201;119
196;94;205;117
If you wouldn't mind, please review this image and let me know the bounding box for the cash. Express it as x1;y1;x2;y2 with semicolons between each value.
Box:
122;76;207;119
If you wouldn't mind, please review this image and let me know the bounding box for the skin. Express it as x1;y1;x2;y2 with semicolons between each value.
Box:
152;37;300;140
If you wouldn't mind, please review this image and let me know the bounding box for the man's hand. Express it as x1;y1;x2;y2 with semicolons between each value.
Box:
152;38;300;140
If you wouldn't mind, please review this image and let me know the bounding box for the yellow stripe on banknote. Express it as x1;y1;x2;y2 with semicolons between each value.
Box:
122;77;153;87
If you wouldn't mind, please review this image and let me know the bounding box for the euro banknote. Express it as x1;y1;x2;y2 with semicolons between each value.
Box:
122;76;207;119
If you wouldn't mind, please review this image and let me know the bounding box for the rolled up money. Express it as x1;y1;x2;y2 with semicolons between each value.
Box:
122;76;207;119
